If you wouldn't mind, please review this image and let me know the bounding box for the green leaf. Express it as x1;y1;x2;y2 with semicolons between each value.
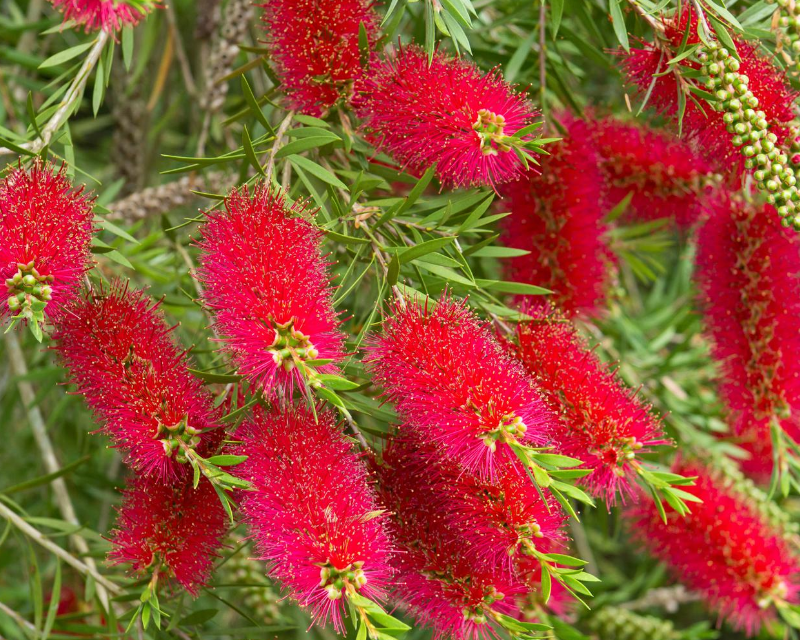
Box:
2;455;91;495
543;553;589;567
275;136;339;158
387;253;400;286
551;0;565;37
609;0;630;51
205;455;248;466
92;55;105;116
39;41;95;69
317;374;361;391
398;237;455;264
288;155;347;189
240;75;275;135
242;125;265;176
189;369;243;383
42;559;61;640
505;30;537;83
122;26;134;70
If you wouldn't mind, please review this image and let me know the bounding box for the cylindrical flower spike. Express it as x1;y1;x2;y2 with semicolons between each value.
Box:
626;460;800;636
260;0;380;116
195;184;344;397
589;115;717;228
499;115;615;318
511;305;666;504
233;405;393;632
52;281;225;480
48;0;158;32
695;199;800;482
0;161;95;337
378;438;528;640
365;295;555;479
108;474;227;596
356;44;542;189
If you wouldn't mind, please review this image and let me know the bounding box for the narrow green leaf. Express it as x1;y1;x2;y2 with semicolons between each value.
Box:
609;0;630;51
40;41;95;69
288;154;347;189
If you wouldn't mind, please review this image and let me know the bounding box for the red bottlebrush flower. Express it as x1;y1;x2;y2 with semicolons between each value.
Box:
0;161;94;333
512;305;666;504
499;116;615;318
48;0;157;32
626;460;800;635
195;184;344;397
260;0;380;116
108;474;227;595
234;404;393;632
365;295;554;479
356;45;541;189
52;281;224;480
695;200;800;481
589;115;716;228
378;437;528;640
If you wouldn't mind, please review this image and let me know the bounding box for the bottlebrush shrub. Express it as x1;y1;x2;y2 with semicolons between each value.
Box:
233;404;393;631
356;44;543;189
260;0;380;115
195;184;344;396
511;305;666;504
0;161;94;338
365;295;554;479
621;11;796;173
52;281;225;480
590;115;716;228
499;115;615;317
48;0;158;32
378;437;529;640
626;460;800;635
695;199;800;482
108;474;227;595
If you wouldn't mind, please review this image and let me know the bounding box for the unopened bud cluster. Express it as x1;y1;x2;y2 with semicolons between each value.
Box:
268;318;320;371
767;0;800;73
699;42;800;229
6;261;53;319
461;587;505;625
157;416;202;463
480;413;527;451
318;560;367;600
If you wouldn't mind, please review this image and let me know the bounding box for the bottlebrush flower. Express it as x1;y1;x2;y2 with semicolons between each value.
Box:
589;115;716;228
52;281;225;480
260;0;380;116
695;199;800;481
499;115;615;318
626;460;800;635
108;474;227;595
511;305;666;504
0;161;94;333
356;44;541;189
48;0;157;32
621;11;796;173
378;438;527;640
233;404;393;632
195;184;344;397
365;295;554;479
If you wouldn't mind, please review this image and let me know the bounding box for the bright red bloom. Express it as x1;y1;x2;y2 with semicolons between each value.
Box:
52;281;224;480
0;161;94;330
512;305;666;504
108;474;227;595
365;295;554;479
379;438;527;640
626;460;800;635
499;116;614;318
590;115;716;228
695;200;800;482
260;0;380;116
195;184;344;397
234;405;393;632
49;0;157;32
621;11;795;174
356;45;541;189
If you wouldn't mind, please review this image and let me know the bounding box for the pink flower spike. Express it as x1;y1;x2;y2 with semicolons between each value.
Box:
365;295;555;479
356;45;541;189
195;184;344;397
234;404;394;632
626;460;800;636
0;160;95;336
48;0;157;32
52;281;225;481
108;474;227;596
260;0;380;116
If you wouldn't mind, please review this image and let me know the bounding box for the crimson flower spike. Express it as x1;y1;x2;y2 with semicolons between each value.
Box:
52;281;225;481
259;0;380;116
695;198;800;489
499;114;615;318
195;184;344;398
356;44;546;190
365;294;593;514
0;160;95;340
626;460;800;637
48;0;158;32
233;404;397;635
108;474;227;597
